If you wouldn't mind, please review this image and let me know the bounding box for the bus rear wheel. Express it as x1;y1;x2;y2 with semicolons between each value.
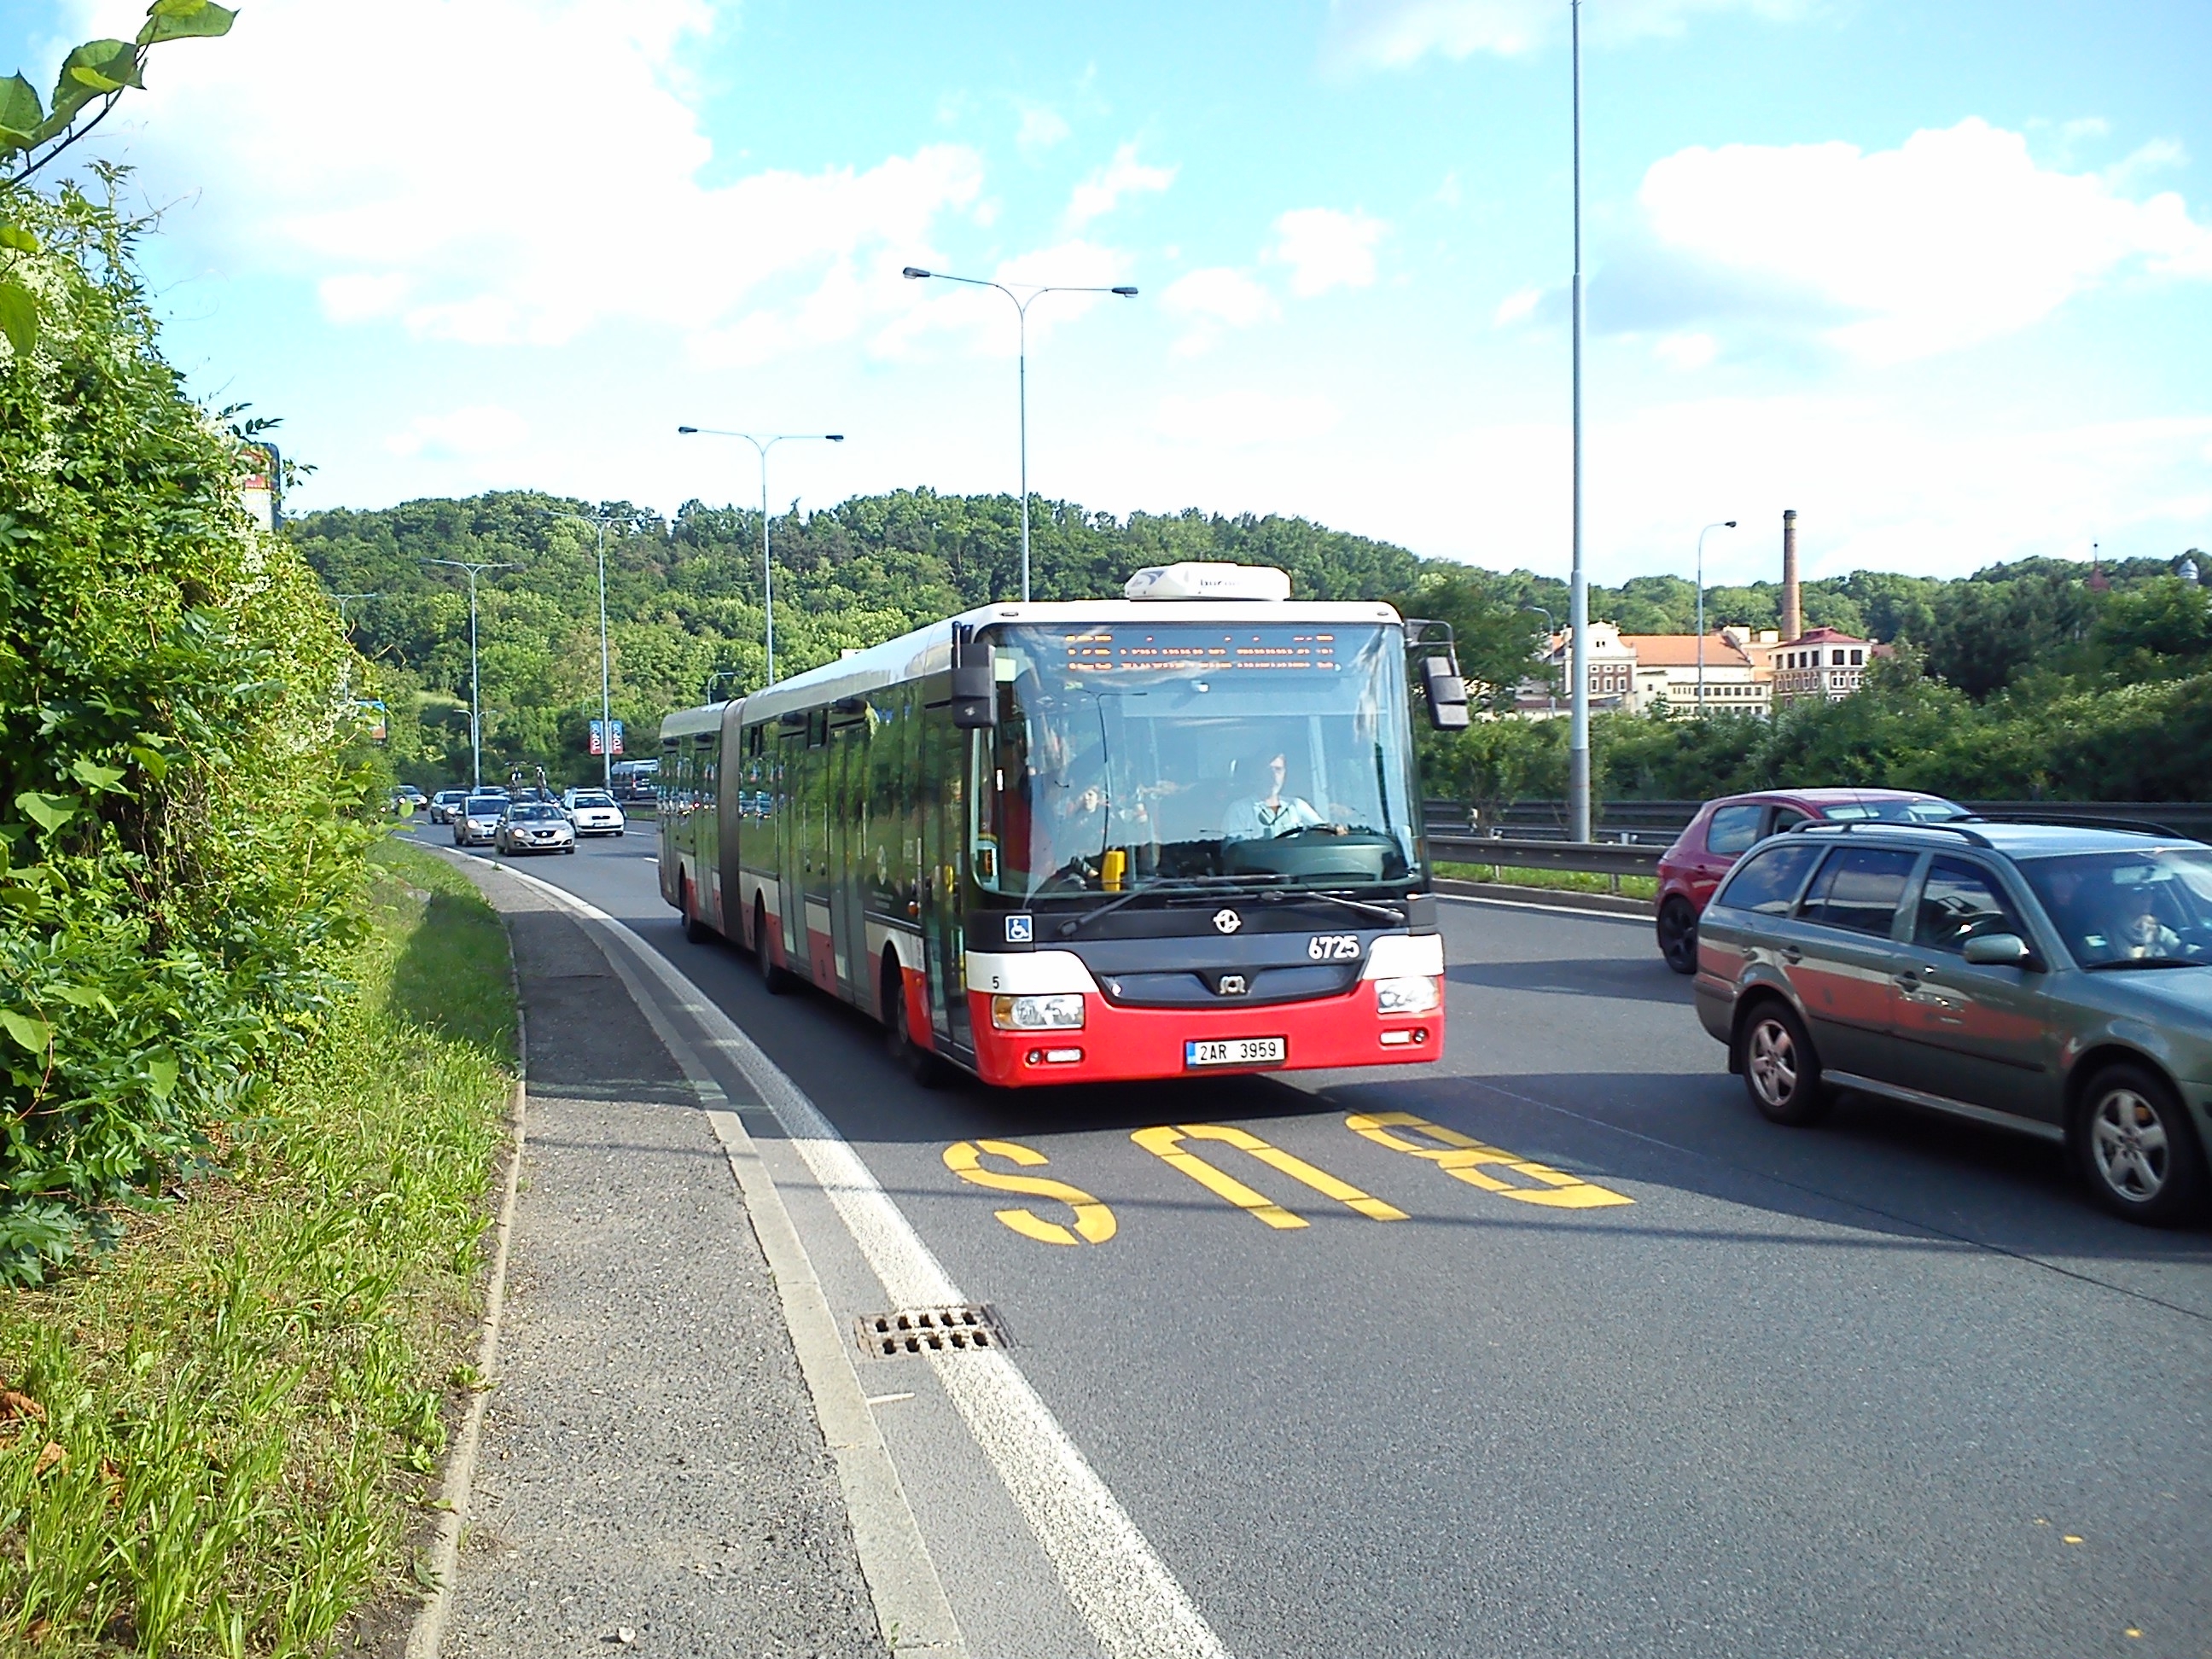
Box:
756;899;795;996
883;953;948;1089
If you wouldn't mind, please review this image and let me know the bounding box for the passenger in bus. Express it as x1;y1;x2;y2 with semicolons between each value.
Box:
1222;750;1331;841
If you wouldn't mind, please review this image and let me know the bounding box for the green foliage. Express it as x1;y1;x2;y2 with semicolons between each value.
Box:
0;181;370;1280
0;843;512;1650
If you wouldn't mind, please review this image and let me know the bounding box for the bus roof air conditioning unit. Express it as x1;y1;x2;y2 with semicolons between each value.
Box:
1123;562;1292;602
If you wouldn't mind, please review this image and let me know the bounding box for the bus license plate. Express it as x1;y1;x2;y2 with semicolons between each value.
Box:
1185;1037;1286;1069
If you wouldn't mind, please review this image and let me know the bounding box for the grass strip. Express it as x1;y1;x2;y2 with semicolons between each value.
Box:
1436;859;1659;902
0;838;514;1655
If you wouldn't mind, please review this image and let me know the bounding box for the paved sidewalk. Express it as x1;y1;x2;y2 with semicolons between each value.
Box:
444;867;886;1658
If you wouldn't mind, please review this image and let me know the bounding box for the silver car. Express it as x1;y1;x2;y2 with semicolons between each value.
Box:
1695;819;2212;1225
496;802;577;855
452;795;509;847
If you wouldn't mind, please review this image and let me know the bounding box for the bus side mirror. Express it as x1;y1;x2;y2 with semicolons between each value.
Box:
1423;655;1470;731
952;643;996;729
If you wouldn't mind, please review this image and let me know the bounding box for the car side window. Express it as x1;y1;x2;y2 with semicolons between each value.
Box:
1798;848;1918;938
1913;857;2025;953
1706;803;1765;856
1769;808;1813;834
1712;841;1823;915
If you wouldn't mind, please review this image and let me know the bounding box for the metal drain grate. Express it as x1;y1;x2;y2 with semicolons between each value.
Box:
854;1304;1007;1359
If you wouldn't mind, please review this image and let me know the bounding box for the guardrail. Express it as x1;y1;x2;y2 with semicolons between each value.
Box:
1429;834;1660;899
1425;798;2212;844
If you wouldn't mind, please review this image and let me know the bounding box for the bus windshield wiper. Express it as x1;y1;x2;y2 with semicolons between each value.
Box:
1048;874;1289;938
1261;888;1406;927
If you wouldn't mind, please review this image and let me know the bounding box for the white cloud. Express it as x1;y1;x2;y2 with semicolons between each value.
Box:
1063;143;1178;230
1325;0;1807;66
1155;391;1342;447
1017;104;1072;156
385;405;530;462
1492;285;1542;327
1618;118;2212;364
62;0;984;359
1653;330;1717;370
1160;267;1279;356
1268;207;1385;297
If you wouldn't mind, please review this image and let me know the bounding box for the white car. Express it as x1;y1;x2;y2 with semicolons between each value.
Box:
560;787;627;837
496;803;577;855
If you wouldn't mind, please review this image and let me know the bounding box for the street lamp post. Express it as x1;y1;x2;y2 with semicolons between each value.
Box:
676;428;844;686
1568;0;1591;843
1518;603;1557;715
544;506;643;789
1694;520;1738;715
422;557;516;790
901;265;1138;603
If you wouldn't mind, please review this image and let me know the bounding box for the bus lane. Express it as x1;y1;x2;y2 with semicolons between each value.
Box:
433;827;2212;1659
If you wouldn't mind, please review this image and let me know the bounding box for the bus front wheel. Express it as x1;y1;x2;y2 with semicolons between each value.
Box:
884;952;948;1089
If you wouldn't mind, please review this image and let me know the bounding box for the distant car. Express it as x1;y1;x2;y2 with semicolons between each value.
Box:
496;802;577;855
1656;789;1965;974
561;787;626;836
392;783;428;809
1694;818;2212;1225
428;789;469;824
452;795;509;847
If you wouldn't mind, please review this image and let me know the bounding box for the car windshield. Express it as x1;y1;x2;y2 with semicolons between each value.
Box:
2020;847;2212;969
974;620;1421;899
572;792;615;806
1819;797;1965;824
466;797;505;814
510;805;559;821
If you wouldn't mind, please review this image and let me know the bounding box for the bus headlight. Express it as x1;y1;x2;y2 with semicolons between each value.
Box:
991;993;1086;1031
1375;975;1441;1016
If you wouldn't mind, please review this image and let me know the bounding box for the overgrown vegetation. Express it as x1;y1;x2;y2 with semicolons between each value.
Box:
0;841;512;1652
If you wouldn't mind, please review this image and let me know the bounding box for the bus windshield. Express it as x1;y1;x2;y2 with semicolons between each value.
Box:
975;620;1421;899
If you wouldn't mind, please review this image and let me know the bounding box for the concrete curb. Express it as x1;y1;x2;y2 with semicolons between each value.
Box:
404;872;529;1659
479;859;965;1657
1435;876;1654;918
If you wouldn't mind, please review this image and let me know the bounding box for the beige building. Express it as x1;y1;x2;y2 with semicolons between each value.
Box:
1620;632;1773;718
1772;626;1879;703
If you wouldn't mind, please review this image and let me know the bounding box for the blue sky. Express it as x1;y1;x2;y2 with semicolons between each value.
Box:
10;0;2210;589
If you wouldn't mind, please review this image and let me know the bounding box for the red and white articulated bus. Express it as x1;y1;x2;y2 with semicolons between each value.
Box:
656;562;1469;1087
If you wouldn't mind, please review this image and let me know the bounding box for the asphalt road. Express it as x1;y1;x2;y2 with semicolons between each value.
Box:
409;821;2212;1659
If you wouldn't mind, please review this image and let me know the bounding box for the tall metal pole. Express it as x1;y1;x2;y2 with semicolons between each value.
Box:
676;428;844;689
900;268;1138;603
595;517;612;789
423;558;515;791
1568;0;1591;842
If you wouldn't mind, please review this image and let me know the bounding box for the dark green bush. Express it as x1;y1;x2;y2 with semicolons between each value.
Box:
0;181;370;1280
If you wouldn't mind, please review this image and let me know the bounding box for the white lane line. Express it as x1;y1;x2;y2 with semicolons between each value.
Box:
490;864;1231;1659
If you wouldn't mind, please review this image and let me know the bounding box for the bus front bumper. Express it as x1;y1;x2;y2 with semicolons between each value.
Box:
964;982;1443;1088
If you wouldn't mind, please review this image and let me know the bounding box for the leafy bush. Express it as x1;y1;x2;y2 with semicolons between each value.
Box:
0;181;370;1280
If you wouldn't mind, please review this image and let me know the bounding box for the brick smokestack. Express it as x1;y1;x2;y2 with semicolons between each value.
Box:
1781;509;1802;642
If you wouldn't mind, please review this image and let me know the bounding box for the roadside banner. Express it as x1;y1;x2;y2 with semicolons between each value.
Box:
590;719;625;756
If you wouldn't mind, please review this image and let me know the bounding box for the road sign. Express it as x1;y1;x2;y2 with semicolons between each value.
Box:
590;719;625;756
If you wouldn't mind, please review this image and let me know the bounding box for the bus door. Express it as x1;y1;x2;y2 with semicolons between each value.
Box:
775;726;804;972
827;712;867;1001
800;711;834;989
919;710;973;1056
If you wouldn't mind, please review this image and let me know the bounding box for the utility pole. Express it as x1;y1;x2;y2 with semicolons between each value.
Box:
422;558;516;790
1568;0;1591;842
544;507;641;789
675;428;845;685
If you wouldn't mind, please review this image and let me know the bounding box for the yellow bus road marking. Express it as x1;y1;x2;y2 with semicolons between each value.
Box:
1345;1110;1633;1208
944;1138;1118;1245
1132;1123;1409;1229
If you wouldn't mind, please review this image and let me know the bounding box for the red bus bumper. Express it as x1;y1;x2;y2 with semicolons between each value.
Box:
964;984;1442;1088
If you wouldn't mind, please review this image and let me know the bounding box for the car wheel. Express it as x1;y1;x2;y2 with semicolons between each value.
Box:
1737;1000;1829;1126
756;899;795;995
682;880;713;945
1656;897;1699;975
564;844;577;854
884;954;948;1088
2072;1062;2208;1225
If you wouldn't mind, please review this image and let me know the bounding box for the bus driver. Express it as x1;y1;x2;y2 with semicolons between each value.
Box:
1223;749;1333;841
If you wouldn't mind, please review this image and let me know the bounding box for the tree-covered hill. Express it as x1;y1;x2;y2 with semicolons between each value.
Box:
291;488;2210;800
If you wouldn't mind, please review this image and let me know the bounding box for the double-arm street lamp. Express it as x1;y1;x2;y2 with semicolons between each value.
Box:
675;427;844;687
900;265;1138;603
422;557;517;789
1695;519;1738;713
543;506;648;789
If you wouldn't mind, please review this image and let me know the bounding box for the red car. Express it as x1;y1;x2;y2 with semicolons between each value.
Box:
1655;789;1965;973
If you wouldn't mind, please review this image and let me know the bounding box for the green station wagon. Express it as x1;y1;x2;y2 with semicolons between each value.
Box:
1694;819;2212;1225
